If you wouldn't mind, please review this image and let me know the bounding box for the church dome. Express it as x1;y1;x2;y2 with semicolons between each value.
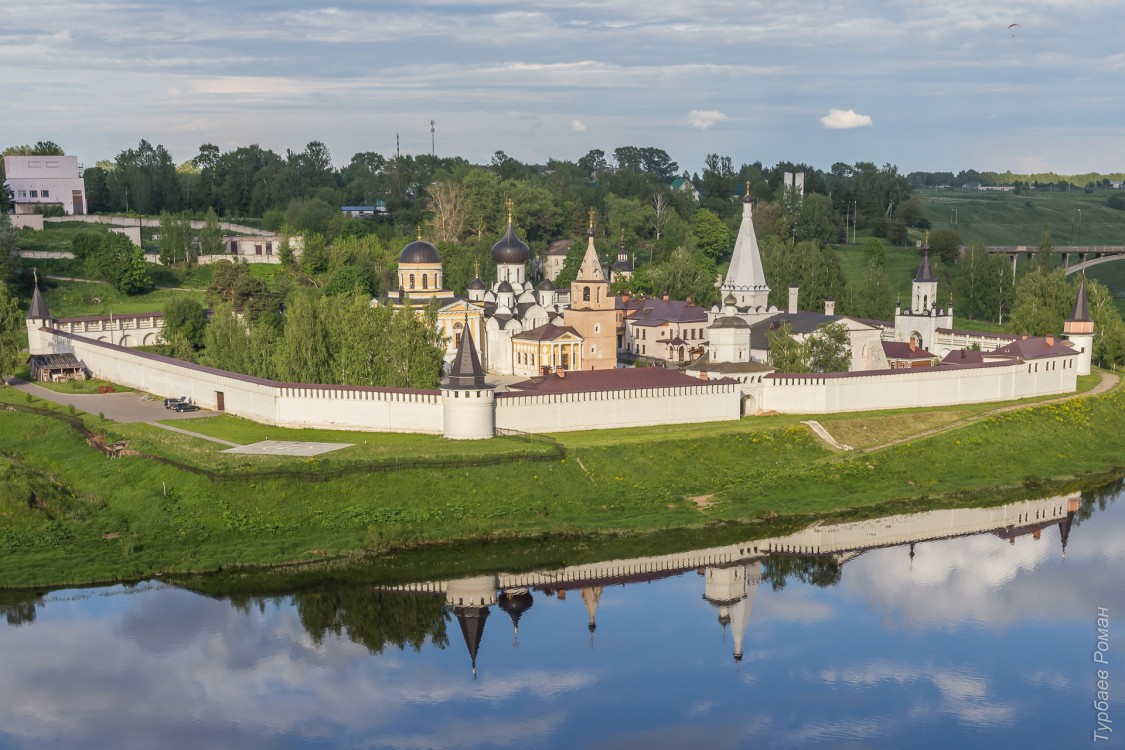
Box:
538;278;555;291
724;293;737;306
492;223;530;265
399;240;440;264
467;277;486;291
497;280;514;294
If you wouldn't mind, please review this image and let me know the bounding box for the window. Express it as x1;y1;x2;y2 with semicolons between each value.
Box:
409;273;416;289
422;274;429;290
30;190;38;198
18;190;26;198
594;323;600;334
42;190;49;198
266;242;273;255
582;286;591;302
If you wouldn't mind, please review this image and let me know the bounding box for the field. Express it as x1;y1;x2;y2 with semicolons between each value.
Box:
0;373;1119;589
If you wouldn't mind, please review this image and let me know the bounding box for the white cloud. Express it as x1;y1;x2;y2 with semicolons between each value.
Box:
687;110;728;130
819;108;873;129
571;119;587;132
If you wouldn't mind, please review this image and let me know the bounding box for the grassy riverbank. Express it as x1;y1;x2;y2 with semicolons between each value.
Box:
0;376;1122;589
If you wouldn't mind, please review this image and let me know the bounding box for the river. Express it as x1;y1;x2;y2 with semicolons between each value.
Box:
1;482;1122;749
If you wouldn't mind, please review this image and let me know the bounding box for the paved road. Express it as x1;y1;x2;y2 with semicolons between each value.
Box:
8;380;213;424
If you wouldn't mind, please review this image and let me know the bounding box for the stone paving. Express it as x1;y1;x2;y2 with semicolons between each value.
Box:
221;440;354;457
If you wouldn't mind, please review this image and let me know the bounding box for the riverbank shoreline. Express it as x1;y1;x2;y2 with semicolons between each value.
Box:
2;373;1123;591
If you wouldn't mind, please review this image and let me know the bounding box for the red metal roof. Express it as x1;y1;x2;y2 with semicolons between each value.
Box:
502;367;734;395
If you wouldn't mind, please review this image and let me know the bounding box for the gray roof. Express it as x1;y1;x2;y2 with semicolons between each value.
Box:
444;326;487;389
914;251;936;283
748;312;841;349
1069;277;1091;323
27;282;50;319
398;240;441;264
492;222;530;265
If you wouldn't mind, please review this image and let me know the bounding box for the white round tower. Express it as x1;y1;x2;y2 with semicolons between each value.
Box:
441;322;496;439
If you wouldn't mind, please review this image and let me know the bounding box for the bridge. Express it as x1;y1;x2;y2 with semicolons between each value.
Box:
985;245;1125;276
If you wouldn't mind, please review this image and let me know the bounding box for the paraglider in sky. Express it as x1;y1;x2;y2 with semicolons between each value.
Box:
1008;22;1021;36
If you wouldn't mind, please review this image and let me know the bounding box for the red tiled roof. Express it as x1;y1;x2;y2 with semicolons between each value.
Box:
989;336;1075;360
502;367;735;396
882;341;934;360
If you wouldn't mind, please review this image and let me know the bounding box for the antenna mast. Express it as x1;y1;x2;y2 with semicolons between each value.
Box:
430;120;436;156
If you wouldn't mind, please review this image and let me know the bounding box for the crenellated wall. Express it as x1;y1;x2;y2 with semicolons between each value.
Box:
754;355;1077;414
495;381;740;433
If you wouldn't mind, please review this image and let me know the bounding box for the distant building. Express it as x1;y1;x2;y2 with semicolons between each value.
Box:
670;177;701;203
340;201;386;217
3;155;87;215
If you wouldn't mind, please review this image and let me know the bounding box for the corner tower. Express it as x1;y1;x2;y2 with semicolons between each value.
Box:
1064;276;1095;376
894;243;951;351
26;271;55;355
565;209;617;370
441;322;495;439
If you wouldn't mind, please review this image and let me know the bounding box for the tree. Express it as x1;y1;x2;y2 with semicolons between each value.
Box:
846;261;895;320
299;234;330;275
953;244;1013;323
0;214;19;285
160;297;208;351
604;194;647;243
274;291;333;384
1007;269;1071;335
651;192;671;240
198;208;224;257
642;246;719;306
0;281;23;380
690;209;732;261
794;193;835;246
927;228;961;266
862;238;885;268
805;322;852;372
426;180;466;243
1033;225;1055;272
158;211;193;266
324;265;373;297
767;322;807;372
578;149;607;176
85;232;151;294
1085;278;1125;369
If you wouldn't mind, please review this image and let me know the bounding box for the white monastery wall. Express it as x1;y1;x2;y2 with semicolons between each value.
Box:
495;381;740;433
44;330;445;434
757;356;1077;414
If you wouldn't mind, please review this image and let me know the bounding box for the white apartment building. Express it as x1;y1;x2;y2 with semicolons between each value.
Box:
3;155;87;215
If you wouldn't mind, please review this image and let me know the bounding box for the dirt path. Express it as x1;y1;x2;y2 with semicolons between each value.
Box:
859;370;1120;454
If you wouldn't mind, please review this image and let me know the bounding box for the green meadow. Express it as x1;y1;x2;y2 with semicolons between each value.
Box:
1;374;1120;590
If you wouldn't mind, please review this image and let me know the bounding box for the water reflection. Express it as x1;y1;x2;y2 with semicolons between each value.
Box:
1;487;1118;749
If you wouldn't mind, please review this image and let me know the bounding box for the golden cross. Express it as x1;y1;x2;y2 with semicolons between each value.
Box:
506;198;514;224
416;225;422;241
588;207;596;229
473;261;480;279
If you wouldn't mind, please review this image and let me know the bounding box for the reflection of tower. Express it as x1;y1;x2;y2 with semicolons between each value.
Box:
1058;497;1080;559
446;576;498;678
580;587;603;647
703;562;762;662
498;588;534;648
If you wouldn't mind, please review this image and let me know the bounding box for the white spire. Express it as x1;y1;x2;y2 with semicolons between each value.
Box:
722;194;769;308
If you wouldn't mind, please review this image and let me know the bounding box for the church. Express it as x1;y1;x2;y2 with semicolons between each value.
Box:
386;203;618;377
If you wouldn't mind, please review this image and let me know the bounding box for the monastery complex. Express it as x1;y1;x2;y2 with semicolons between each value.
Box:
24;193;1096;439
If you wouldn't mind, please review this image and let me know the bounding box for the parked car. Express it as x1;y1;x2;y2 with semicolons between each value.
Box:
164;396;190;409
169;401;200;412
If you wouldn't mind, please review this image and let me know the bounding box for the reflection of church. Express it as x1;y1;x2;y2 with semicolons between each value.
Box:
382;492;1081;674
385;203;618;376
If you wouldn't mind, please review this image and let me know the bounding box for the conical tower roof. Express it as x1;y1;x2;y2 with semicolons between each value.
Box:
722;186;768;295
445;322;486;389
575;209;606;282
455;606;490;678
914;250;936;283
1069;276;1091;323
27;274;51;320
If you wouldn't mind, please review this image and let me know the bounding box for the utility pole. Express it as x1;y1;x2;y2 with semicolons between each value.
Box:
430;120;435;156
395;133;400;160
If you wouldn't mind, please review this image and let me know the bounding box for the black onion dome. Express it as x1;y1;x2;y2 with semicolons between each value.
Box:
467;277;486;291
498;590;534;622
399;240;441;264
497;280;514;294
492;223;530;265
538;278;555;291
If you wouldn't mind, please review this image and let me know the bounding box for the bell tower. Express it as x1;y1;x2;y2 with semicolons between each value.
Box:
565;209;617;370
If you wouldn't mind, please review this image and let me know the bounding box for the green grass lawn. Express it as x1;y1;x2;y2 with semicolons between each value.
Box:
39;278;206;317
918;188;1125;246
1;372;1119;589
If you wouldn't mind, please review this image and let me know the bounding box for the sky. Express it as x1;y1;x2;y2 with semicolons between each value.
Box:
2;1;1124;175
